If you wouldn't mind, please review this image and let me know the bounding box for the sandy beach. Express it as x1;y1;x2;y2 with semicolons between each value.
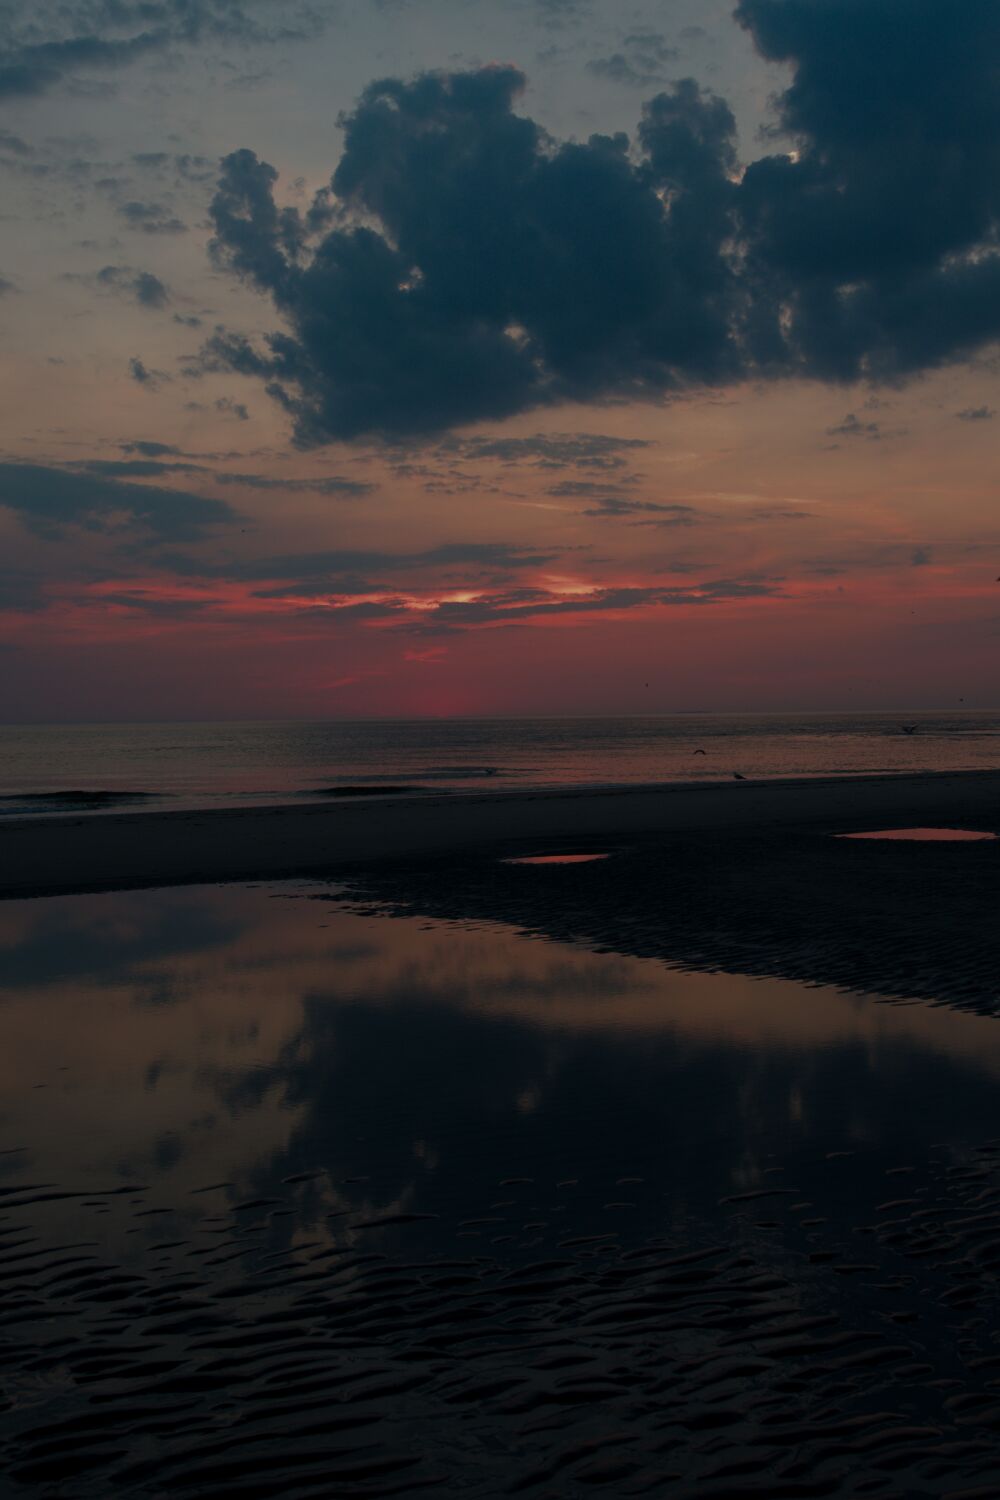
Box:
2;767;1000;900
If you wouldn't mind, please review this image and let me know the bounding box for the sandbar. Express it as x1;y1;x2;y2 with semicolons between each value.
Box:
2;767;999;899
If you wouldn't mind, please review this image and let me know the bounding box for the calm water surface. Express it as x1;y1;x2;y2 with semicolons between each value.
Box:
2;882;999;1252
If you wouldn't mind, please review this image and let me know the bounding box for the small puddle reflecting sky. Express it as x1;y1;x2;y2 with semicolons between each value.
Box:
502;852;611;865
839;826;998;841
1;880;999;1259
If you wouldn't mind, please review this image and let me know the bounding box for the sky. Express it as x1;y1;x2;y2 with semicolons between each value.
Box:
1;0;998;721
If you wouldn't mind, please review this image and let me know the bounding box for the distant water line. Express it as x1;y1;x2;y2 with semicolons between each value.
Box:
0;711;998;818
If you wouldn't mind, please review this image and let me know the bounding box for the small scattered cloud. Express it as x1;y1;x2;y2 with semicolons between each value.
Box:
586;54;659;87
79;458;207;478
0;129;31;156
0;1;328;102
587;31;678;88
121;440;182;457
956;405;995;422
443;433;652;471
214;472;375;496
128;356;171;387
215;397;249;421
582;497;699;523
825;413;881;441
117;200;187;235
83;265;171;308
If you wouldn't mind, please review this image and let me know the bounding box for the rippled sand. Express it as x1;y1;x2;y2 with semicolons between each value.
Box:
3;1140;1000;1495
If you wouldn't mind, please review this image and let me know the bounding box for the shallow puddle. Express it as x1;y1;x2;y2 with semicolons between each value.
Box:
839;825;997;841
502;851;611;865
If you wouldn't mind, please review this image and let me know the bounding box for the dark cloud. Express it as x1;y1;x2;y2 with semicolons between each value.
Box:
201;5;1000;440
215;397;249;421
735;0;1000;380
624;32;679;64
80;458;206;478
0;130;31;156
97;592;213;617
825;412;881;440
243;571;782;632
266;541;561;582
544;479;636;498
443;433;652;470
0;463;237;541
213;472;375;496
533;0;590;27
587;32;678;88
166;542;561;586
204;68;741;441
86;265;170;308
117;200;187;235
128;356;170;387
580;497;699;522
585;54;663;88
0;274;17;296
956;405;995;422
121;440;182;457
401;577;783;635
0;569;44;613
0;1;325;100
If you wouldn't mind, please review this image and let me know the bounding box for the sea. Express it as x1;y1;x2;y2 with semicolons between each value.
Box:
0;710;998;817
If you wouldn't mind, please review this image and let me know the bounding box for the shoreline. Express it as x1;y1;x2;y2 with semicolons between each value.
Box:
2;766;999;900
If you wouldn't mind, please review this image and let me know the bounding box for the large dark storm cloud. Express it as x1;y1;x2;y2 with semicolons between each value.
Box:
203;1;1000;442
736;0;1000;379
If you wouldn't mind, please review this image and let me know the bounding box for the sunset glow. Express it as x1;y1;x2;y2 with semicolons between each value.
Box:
0;2;997;720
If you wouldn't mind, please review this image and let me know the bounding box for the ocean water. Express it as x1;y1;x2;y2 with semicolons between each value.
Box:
0;710;998;816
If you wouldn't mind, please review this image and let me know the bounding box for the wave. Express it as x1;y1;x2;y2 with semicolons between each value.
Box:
0;789;163;815
418;766;502;779
307;785;429;798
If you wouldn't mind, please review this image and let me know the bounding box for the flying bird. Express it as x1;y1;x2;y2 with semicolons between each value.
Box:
901;724;919;735
733;772;747;781
692;748;707;756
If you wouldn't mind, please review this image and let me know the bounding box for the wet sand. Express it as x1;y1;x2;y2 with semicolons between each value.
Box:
2;767;1000;899
346;819;1000;1020
3;1139;1000;1496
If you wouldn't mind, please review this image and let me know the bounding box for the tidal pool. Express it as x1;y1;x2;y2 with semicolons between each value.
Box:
838;826;997;841
2;881;999;1497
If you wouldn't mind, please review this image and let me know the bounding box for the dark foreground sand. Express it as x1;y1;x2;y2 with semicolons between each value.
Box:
3;1128;1000;1496
2;768;1000;899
